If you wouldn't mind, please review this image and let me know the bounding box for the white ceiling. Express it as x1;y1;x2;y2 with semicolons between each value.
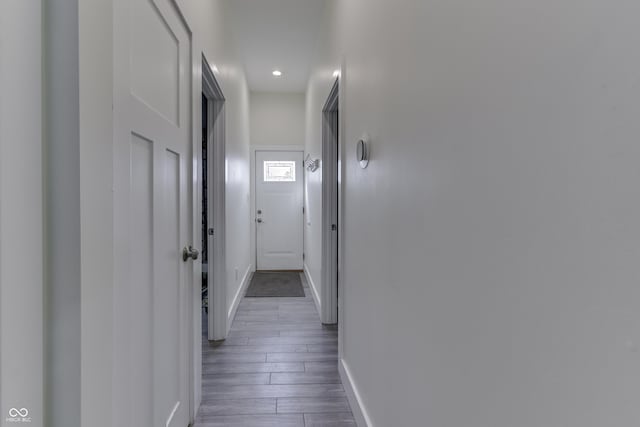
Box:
225;0;328;93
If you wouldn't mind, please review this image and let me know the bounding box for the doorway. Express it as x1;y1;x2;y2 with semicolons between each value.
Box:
255;150;304;270
201;56;226;341
321;78;340;324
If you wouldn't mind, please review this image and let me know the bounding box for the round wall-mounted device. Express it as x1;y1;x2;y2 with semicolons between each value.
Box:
356;136;369;169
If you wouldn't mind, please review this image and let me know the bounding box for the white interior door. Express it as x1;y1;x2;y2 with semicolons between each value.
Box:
113;0;191;425
256;151;304;270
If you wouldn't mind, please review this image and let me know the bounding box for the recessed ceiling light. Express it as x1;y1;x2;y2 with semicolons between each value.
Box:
272;70;282;77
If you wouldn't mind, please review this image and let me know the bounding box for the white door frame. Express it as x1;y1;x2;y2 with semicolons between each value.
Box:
250;145;305;270
202;55;227;341
321;78;340;324
335;65;346;362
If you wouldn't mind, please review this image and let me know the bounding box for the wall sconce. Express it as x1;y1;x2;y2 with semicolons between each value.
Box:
304;154;320;172
356;135;369;169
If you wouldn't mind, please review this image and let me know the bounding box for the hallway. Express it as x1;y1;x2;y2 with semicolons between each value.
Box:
6;0;640;425
196;275;355;427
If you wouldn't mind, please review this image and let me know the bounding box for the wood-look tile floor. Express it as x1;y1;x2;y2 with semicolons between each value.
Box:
195;273;356;427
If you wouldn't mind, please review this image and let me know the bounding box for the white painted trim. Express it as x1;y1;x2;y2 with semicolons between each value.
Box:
337;59;346;362
202;55;227;342
189;39;203;427
226;264;253;331
321;79;339;325
250;145;305;268
339;359;373;427
165;401;180;427
250;149;256;268
303;263;322;318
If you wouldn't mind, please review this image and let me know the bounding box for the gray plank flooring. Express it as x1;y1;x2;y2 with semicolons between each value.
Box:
195;273;356;427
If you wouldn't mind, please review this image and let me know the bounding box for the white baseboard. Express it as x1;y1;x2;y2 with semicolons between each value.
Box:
339;358;373;427
303;263;322;318
227;264;253;332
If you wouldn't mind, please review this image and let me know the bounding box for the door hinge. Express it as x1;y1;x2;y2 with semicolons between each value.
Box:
303;253;305;261
302;206;305;214
331;224;337;231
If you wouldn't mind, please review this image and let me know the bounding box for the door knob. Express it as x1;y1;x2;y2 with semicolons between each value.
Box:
182;245;199;262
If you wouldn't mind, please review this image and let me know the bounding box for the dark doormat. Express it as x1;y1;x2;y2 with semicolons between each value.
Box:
246;271;305;297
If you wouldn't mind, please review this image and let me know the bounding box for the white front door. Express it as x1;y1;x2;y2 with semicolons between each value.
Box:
113;0;191;426
256;151;304;270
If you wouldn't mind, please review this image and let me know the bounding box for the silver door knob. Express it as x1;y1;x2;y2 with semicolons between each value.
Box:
256;218;263;223
182;245;199;262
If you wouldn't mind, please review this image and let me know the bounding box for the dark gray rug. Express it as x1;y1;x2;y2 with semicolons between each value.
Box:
245;271;305;297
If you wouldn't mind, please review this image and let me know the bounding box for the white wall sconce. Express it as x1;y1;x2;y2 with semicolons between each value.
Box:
356;135;369;169
304;154;320;172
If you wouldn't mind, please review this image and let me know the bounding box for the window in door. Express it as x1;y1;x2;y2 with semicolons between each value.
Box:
263;161;296;182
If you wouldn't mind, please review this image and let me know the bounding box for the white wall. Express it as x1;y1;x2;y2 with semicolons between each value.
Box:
250;91;306;146
324;0;640;425
0;2;44;425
